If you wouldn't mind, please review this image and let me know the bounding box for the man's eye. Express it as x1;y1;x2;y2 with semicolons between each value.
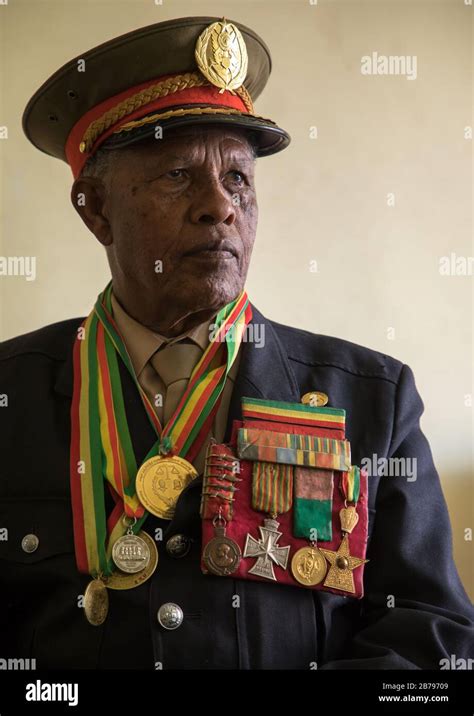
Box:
166;169;186;179
229;170;245;184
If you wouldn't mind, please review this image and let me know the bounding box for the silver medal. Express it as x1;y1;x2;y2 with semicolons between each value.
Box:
112;533;151;574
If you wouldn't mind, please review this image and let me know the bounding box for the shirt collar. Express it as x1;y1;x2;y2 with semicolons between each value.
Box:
111;291;212;378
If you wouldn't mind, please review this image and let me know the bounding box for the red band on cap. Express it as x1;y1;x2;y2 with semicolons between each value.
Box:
66;72;249;178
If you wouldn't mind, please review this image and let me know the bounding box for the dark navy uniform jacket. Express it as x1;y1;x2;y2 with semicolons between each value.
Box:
0;305;472;669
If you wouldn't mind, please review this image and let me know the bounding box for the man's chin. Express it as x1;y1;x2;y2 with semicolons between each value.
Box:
192;277;243;313
142;279;243;335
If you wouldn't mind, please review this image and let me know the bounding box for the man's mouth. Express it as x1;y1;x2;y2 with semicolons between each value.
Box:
183;239;238;261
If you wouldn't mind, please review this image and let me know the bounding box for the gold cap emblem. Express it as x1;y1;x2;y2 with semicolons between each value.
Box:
195;18;248;93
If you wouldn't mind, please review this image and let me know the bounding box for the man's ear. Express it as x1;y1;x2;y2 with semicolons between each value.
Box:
70;177;113;246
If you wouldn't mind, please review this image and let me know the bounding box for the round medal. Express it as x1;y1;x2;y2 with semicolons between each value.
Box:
105;531;158;591
301;391;329;407
135;455;198;519
291;546;327;587
112;533;151;574
203;536;242;576
84;578;109;625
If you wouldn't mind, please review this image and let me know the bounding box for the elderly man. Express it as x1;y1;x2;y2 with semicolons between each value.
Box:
0;16;472;671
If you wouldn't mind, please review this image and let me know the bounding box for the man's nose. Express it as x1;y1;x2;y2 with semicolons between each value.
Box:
189;179;237;226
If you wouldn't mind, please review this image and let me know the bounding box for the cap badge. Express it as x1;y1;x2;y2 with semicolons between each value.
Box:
195;18;248;94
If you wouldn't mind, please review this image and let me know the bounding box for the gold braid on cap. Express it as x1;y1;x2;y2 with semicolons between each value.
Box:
112;105;279;138
79;72;255;154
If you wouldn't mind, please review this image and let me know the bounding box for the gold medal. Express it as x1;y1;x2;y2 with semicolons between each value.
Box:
291;546;327;586
112;533;150;574
135;455;198;519
319;534;368;594
105;531;158;591
84;578;109;626
339;505;359;534
319;473;368;594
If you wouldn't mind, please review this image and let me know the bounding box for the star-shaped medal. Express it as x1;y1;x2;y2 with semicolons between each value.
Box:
319;534;368;594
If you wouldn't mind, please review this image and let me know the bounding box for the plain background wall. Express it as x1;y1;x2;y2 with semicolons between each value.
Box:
0;0;472;598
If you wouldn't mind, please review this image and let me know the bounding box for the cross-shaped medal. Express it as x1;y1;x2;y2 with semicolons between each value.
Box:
243;517;290;581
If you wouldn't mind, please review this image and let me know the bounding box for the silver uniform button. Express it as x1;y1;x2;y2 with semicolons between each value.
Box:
166;534;191;559
157;603;184;631
21;534;39;553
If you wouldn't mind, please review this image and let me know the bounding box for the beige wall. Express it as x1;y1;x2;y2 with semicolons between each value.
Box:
0;0;472;598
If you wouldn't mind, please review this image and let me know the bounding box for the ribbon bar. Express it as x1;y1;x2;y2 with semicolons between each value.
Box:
241;397;346;430
237;428;351;471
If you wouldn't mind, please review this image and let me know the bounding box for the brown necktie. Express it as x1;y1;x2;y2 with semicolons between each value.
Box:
147;341;203;424
139;339;241;474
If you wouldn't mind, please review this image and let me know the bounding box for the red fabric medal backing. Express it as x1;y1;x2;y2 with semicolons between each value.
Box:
201;417;369;599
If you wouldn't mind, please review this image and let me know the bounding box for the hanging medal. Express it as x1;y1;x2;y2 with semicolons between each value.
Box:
111;516;152;574
243;461;292;582
291;530;327;587
319;466;368;594
83;577;109;626
106;531;158;591
135;455;198;521
201;441;242;576
203;511;242;577
290;462;334;586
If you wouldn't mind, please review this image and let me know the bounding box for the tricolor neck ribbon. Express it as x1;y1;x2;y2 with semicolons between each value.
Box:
70;282;252;576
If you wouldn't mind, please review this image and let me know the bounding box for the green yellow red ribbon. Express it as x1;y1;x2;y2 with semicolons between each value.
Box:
341;465;361;504
241;397;346;431
70;282;252;576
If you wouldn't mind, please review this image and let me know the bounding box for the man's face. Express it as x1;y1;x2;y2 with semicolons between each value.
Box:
94;125;258;331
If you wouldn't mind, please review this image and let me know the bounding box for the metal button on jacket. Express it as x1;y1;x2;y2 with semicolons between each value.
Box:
165;533;191;559
21;534;39;553
157;603;184;630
